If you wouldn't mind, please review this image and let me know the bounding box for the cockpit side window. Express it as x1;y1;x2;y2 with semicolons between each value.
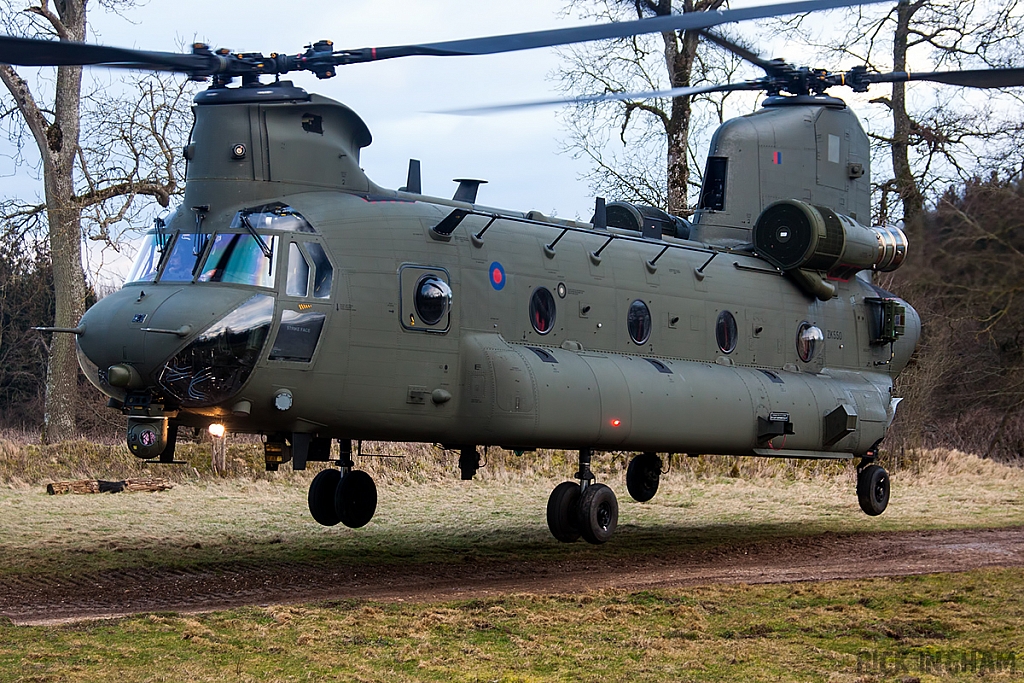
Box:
305;242;333;299
286;242;311;297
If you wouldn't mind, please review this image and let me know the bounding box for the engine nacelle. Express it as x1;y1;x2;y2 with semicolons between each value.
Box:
753;200;908;279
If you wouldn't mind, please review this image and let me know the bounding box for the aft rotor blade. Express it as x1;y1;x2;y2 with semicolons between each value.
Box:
865;67;1024;89
698;30;781;74
356;0;890;63
0;34;210;72
443;80;767;115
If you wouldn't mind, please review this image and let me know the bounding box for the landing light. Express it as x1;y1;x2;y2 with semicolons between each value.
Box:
208;423;226;438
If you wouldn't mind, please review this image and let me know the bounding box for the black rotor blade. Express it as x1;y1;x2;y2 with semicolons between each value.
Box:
0;34;210;72
865;67;1024;89
357;0;889;63
697;30;781;74
443;80;767;115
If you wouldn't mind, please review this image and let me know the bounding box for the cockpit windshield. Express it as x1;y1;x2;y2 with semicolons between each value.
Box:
125;213;175;284
126;203;317;288
198;233;279;287
160;232;210;282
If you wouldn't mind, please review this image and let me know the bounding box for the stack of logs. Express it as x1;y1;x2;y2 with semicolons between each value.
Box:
46;478;173;495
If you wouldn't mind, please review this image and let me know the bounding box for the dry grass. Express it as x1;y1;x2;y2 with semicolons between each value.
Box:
0;446;1021;578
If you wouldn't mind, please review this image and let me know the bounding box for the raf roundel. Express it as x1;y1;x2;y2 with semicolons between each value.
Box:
489;261;506;291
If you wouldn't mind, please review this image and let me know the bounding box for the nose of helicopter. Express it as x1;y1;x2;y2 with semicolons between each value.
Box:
77;284;258;397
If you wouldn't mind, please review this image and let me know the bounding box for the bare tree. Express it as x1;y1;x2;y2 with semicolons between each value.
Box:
557;0;747;216
772;1;1024;234
0;1;194;441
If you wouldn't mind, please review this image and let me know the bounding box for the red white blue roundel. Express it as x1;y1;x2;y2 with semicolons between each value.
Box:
489;262;506;290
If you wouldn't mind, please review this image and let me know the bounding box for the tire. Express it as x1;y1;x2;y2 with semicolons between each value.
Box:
308;468;342;526
857;464;890;516
626;453;662;502
335;470;378;529
578;483;618;544
546;481;581;543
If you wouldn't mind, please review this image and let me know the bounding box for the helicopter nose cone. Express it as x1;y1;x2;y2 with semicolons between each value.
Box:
77;285;257;396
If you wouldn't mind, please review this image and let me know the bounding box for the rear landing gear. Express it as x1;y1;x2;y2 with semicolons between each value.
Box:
626;452;662;502
857;462;890;516
307;441;378;529
546;449;619;544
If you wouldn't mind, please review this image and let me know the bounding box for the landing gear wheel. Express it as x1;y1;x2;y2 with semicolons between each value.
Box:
626;453;662;502
335;470;378;528
547;481;581;543
578;483;618;544
857;464;890;516
308;468;342;526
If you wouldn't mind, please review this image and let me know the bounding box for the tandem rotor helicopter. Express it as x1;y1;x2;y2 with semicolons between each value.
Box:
6;0;1023;544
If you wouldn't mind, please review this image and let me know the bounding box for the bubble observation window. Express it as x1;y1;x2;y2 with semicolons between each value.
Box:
414;274;452;326
529;287;556;335
796;322;824;362
627;299;652;345
716;310;738;354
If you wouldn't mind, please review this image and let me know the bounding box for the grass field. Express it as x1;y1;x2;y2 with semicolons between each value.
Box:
1;569;1022;682
1;439;1023;681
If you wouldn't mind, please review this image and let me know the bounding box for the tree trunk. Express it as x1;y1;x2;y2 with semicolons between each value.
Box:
891;1;925;238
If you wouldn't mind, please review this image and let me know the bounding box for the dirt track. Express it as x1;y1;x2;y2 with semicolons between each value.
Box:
2;526;1022;625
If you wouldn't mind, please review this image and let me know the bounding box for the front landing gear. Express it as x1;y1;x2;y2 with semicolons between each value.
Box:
857;462;890;516
546;449;619;544
307;441;378;529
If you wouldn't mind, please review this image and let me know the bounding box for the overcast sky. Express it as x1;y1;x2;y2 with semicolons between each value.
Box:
1;0;847;220
4;0;979;284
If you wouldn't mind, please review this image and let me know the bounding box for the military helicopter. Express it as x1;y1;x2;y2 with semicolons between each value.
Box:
7;0;1023;544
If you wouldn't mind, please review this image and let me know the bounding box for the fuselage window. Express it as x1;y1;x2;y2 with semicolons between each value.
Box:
530;287;556;335
286;242;310;297
716;310;738;354
414;274;452;325
305;242;333;298
796;322;824;362
627;299;652;345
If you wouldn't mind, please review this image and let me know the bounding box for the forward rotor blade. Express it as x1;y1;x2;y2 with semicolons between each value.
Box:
442;80;767;115
865;67;1024;89
0;34;209;72
359;0;889;63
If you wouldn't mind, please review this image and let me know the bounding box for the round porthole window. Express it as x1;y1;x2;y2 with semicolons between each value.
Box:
529;287;556;335
796;322;824;362
627;299;652;345
716;310;738;354
414;274;451;325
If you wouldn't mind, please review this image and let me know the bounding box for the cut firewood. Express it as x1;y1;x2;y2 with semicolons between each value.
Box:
46;478;173;495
